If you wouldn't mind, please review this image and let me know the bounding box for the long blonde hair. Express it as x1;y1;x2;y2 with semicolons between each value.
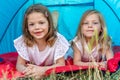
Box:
76;10;112;58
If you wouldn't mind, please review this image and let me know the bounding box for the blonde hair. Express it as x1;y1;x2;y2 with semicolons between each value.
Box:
76;10;112;58
23;4;57;47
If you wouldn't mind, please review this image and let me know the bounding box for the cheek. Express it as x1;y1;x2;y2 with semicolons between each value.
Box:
97;26;102;33
27;28;33;35
28;27;32;32
81;27;86;33
46;24;50;32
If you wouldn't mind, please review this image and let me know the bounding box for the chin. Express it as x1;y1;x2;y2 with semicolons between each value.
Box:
86;35;94;37
34;36;45;39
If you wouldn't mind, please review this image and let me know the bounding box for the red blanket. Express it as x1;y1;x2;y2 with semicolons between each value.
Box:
0;51;120;79
0;52;24;79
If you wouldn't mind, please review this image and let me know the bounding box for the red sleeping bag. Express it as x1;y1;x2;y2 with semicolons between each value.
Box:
0;52;24;79
0;52;120;79
45;56;106;76
107;52;120;72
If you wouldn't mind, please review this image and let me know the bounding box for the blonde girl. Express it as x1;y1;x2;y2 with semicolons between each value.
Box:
73;10;113;69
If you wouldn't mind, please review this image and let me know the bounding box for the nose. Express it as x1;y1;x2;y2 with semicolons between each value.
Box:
34;24;40;29
88;23;92;28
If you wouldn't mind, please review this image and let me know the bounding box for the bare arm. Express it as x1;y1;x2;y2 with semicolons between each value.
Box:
73;43;99;67
23;57;65;78
73;41;113;69
16;55;27;72
106;48;113;60
44;57;65;70
98;48;114;68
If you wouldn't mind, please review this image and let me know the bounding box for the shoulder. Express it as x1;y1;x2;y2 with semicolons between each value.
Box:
13;35;30;61
56;32;65;39
53;32;70;62
14;35;27;48
72;36;81;45
13;35;27;51
73;36;78;42
14;35;24;44
56;32;70;46
72;36;83;51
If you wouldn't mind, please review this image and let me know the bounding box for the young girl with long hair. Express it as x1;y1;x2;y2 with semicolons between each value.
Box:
14;4;70;79
73;10;113;69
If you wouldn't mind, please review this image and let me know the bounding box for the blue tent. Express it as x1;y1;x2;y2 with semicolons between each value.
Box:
0;0;120;54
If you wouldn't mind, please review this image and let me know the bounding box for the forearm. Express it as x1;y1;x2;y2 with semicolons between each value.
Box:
44;62;65;71
16;56;27;72
74;61;107;68
74;61;99;67
16;64;27;72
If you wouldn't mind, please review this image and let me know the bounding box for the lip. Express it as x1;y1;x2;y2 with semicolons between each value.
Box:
34;31;42;35
87;30;94;32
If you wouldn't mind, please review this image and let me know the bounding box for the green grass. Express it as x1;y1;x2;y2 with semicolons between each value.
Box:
0;66;120;80
16;68;120;80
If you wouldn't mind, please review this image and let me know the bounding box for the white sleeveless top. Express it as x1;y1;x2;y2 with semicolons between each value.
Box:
73;37;102;62
14;33;70;66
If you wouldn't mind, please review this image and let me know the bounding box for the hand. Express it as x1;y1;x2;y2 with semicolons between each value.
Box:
98;62;107;69
90;62;99;68
23;64;46;79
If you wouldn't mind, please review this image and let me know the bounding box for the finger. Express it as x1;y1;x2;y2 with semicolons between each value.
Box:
24;71;33;77
23;67;31;74
27;73;36;78
27;64;35;69
27;64;34;67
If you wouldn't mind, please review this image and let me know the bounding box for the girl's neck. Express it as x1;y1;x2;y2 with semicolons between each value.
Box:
85;38;97;49
85;37;91;43
35;39;47;51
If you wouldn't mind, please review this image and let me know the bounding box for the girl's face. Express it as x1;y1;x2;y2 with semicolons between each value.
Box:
82;14;101;39
27;12;49;40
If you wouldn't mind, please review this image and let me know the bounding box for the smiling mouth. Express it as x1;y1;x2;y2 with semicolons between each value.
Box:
34;32;42;35
87;30;94;32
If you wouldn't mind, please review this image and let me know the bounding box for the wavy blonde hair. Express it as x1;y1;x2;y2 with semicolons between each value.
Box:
76;10;112;59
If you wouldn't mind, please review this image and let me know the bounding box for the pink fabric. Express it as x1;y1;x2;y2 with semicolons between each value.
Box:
14;33;70;66
73;37;102;62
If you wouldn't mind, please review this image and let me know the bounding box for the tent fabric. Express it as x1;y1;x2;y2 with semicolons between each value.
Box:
94;0;120;46
0;0;27;41
0;0;120;54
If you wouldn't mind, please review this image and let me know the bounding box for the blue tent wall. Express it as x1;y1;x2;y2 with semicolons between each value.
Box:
0;0;36;54
0;0;93;54
0;0;120;54
94;0;120;46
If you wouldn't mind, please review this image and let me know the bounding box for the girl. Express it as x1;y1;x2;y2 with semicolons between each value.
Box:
14;4;70;79
73;10;113;69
